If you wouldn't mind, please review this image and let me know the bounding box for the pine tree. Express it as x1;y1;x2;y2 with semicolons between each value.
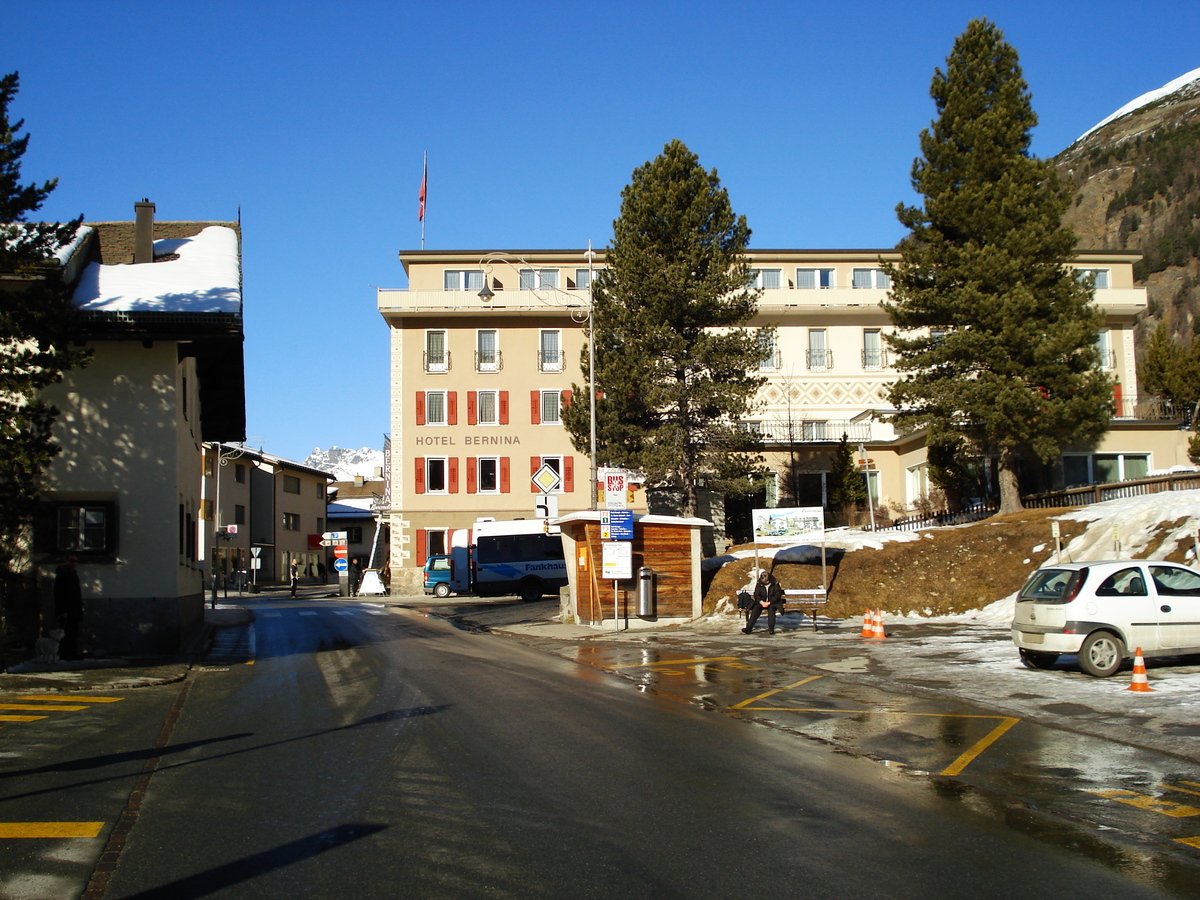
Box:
883;20;1112;514
1138;323;1200;416
828;434;867;523
561;140;766;516
0;71;86;634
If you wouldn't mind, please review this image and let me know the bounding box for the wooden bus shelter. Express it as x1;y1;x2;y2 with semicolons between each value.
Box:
554;512;710;628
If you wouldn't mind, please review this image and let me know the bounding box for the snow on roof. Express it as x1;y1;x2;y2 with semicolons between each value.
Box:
1076;66;1200;143
71;225;240;313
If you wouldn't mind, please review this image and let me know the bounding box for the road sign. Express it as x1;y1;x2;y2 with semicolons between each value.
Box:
603;470;628;510
531;463;561;494
606;509;634;540
250;547;261;558
333;545;349;559
333;558;349;573
319;539;341;547
322;531;348;541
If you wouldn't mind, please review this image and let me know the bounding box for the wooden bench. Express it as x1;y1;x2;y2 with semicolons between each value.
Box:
784;589;828;632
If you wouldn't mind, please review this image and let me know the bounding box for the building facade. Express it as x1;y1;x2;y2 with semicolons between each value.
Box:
201;444;333;590
379;248;1185;591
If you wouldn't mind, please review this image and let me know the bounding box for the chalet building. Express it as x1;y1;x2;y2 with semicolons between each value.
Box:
32;200;245;654
378;248;1187;592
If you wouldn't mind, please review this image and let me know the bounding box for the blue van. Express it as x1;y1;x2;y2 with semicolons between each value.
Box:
423;555;452;597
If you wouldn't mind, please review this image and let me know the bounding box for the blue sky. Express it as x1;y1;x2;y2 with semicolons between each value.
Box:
5;1;1198;464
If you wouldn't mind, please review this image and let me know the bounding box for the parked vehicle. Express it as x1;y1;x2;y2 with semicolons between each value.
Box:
423;555;452;597
1011;559;1200;676
425;518;567;602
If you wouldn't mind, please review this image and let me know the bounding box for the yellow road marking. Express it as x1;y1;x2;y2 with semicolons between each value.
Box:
1177;836;1200;849
0;822;104;838
1092;789;1200;818
940;717;1020;777
610;656;739;670
0;715;47;722
731;676;824;709
1163;782;1200;799
11;695;122;703
0;703;88;712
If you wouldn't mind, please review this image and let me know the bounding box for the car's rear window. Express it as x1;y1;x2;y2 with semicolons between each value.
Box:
1020;568;1079;601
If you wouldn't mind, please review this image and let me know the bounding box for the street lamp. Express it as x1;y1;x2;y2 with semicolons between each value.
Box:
477;247;599;510
208;441;252;604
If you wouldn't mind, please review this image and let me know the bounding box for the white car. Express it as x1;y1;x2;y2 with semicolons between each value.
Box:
1011;559;1200;677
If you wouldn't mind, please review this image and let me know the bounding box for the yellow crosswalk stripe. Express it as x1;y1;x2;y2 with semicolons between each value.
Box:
0;703;88;712
0;715;47;722
12;695;122;703
0;822;104;838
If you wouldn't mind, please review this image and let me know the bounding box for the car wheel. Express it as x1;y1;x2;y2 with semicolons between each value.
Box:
519;578;543;603
433;582;451;598
1019;649;1060;670
1079;631;1124;677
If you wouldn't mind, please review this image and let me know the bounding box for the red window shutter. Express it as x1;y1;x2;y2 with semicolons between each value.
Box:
530;456;540;493
499;391;509;424
561;389;573;408
467;457;477;493
564;456;574;492
415;458;426;494
447;391;458;425
1113;382;1123;413
500;457;511;493
416;530;427;566
467;391;477;425
530;390;540;425
415;392;425;426
448;457;459;493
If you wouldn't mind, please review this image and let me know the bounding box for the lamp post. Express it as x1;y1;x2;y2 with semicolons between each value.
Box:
208;441;251;605
477;247;598;510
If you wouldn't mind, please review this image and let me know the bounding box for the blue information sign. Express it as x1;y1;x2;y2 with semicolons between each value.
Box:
608;509;634;540
333;557;349;573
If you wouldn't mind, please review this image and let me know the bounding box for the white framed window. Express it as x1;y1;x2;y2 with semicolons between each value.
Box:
852;268;891;289
802;420;829;441
477;457;499;493
476;329;500;372
1076;268;1110;289
425;391;447;425
796;268;834;289
807;329;830;371
426;458;448;494
1095;330;1115;370
540;390;562;425
757;330;779;371
574;268;596;291
862;329;886;370
540;455;564;493
477;390;498;425
1062;452;1149;486
426;528;448;557
444;269;484;291
749;268;782;290
424;330;448;373
539;330;563;372
520;268;559;291
57;504;110;553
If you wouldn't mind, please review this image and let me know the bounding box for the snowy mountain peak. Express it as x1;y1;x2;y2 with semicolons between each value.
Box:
304;446;385;482
1076;66;1200;144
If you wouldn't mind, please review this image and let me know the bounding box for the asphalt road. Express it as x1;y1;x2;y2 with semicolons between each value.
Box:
2;598;1197;898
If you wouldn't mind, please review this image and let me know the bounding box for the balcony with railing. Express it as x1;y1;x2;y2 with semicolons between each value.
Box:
538;350;565;373
744;418;873;444
423;350;450;373
1114;396;1181;420
806;349;834;371
861;348;889;370
475;350;503;373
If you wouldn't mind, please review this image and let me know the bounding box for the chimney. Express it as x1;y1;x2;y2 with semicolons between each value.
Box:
134;199;155;264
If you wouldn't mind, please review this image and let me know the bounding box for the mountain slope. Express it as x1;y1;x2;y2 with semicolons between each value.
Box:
1055;69;1200;347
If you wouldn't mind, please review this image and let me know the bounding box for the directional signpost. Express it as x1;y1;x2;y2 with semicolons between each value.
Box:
323;531;350;596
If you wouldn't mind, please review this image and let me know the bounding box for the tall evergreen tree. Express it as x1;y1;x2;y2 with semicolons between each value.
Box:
0;71;86;633
828;434;867;522
883;19;1112;514
1137;323;1200;416
562;139;766;516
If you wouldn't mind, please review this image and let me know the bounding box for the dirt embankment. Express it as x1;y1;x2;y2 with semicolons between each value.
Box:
703;509;1104;618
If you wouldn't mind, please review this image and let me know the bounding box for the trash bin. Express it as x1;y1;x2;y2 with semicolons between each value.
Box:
637;566;655;617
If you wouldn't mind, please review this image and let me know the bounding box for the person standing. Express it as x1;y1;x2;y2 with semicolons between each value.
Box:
289;558;299;597
742;569;784;635
54;555;83;659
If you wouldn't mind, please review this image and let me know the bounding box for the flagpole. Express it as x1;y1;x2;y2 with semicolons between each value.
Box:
419;151;427;250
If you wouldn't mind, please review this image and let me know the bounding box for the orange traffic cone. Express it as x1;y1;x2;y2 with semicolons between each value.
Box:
869;609;887;640
1127;647;1152;692
861;609;875;638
